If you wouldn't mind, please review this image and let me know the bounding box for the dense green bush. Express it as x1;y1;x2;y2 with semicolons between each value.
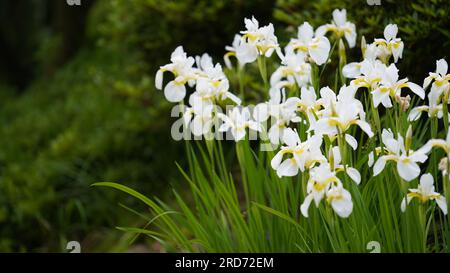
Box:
0;1;94;88
0;47;181;251
274;0;450;82
0;0;278;252
89;0;275;70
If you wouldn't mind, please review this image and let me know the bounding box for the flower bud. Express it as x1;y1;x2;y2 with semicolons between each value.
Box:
400;95;411;112
361;36;367;58
405;125;413;152
439;157;448;173
328;145;335;170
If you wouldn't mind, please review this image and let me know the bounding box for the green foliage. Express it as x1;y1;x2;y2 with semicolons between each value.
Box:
99;129;448;252
88;0;276;70
274;0;450;81
0;1;94;87
0;45;183;251
0;0;277;252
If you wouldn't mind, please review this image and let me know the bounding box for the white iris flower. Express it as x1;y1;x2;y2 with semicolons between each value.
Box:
300;163;353;218
271;128;325;177
372;128;429;181
424;59;449;105
218;107;262;142
155;46;196;102
239;16;280;62
253;89;302;145
311;85;373;148
316;9;357;48
401;173;447;215
286;22;331;65
374;24;404;63
371;63;424;108
270;50;311;88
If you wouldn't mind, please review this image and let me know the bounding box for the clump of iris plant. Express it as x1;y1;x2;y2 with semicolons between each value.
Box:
97;9;450;253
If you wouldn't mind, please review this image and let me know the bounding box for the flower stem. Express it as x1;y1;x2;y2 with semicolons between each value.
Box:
431;117;438;179
257;56;269;91
418;204;427;252
443;100;449;133
337;130;347;166
319;39;338;84
445;156;450;251
370;96;382;140
236;140;250;209
238;65;245;103
311;63;320;95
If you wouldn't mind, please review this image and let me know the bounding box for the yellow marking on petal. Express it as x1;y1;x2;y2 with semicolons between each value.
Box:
224;52;236;57
378;87;391;93
374;147;383;156
374;40;388;47
313;182;327;191
305;160;324;169
326;177;338;184
293;45;308;52
327;119;340;127
400;157;411;164
430;140;450;153
242;33;259;42
407;192;421;199
435;80;446;87
327;194;343;203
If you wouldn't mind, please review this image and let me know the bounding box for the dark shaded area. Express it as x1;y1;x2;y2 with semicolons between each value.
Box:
0;0;95;89
89;0;276;72
0;0;275;252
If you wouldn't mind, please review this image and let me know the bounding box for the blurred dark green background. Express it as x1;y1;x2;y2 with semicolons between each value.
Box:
0;0;448;252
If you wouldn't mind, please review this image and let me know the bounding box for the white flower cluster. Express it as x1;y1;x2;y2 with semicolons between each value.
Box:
343;24;424;109
409;59;450;121
155;9;448;218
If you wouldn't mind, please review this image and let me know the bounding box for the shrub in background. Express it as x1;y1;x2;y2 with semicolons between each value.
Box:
274;0;450;82
0;47;181;251
89;0;276;71
0;0;277;252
